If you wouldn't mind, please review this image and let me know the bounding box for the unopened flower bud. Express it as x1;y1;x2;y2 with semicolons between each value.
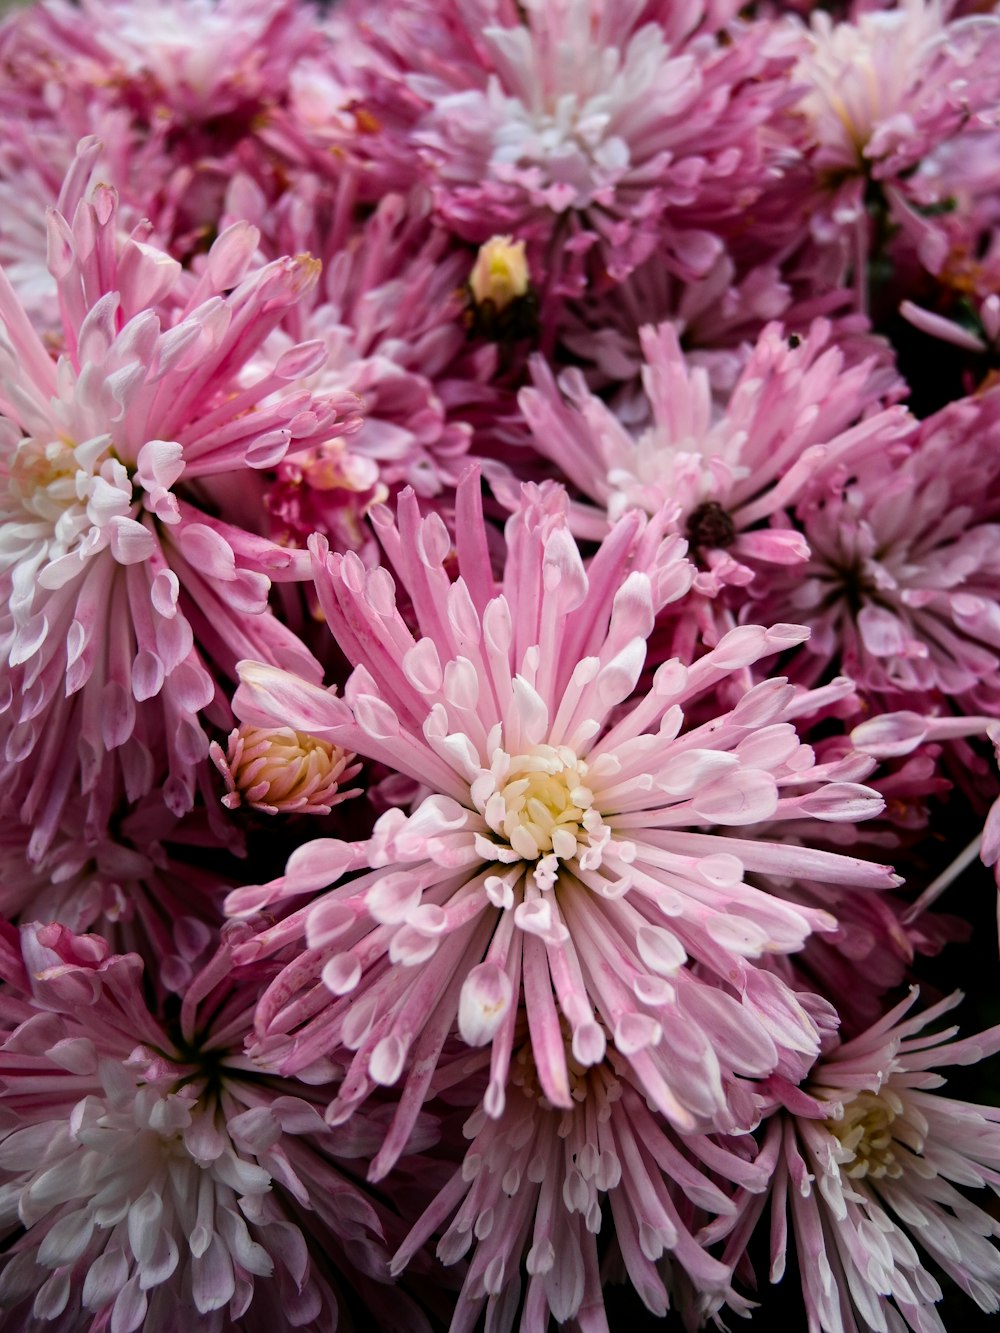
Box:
468;236;530;313
210;725;361;815
300;440;382;494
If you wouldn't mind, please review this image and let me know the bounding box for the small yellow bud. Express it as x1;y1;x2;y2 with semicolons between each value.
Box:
468;236;531;312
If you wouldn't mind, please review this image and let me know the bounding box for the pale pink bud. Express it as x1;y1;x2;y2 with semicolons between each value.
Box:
210;725;361;815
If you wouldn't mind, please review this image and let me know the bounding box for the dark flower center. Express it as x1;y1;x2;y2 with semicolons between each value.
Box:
685;500;737;553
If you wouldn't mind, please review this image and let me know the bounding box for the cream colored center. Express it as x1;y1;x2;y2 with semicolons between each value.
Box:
827;1090;903;1180
11;436;84;522
490;746;593;863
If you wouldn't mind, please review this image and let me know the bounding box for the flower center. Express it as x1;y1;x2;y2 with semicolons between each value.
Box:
511;1030;613;1108
5;431;133;568
826;1089;904;1180
492;745;594;862
685;499;737;554
472;741;616;885
471;742;620;893
11;436;79;510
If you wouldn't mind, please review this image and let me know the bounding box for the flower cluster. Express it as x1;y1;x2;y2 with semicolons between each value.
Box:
1;0;1000;1330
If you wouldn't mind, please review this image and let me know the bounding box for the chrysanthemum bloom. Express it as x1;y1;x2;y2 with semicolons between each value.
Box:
557;245;904;429
791;0;1000;290
0;921;406;1331
391;1037;764;1330
254;9;429;203
901;127;1000;308
228;476;899;1179
0;1;320;279
239;177;497;554
0;180;357;847
211;724;362;817
359;0;796;294
750;389;1000;710
515;318;911;598
0;0;319;122
717;713;962;1035
0;790;235;992
715;989;1000;1332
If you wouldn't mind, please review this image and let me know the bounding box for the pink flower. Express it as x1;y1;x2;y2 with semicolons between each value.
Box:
255;14;428;201
1;0;319;123
0;180;357;846
515;318;910;597
0;3;319;283
750;390;1000;710
718;989;1000;1331
231;177;499;554
559;247;904;426
363;0;795;292
392;1040;765;1328
903;127;1000;304
794;3;1000;228
0;922;400;1332
227;475;899;1180
782;2;1000;312
0;791;233;992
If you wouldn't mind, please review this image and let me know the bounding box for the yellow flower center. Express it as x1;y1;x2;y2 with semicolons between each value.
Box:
826;1089;904;1180
10;436;92;521
495;746;593;863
